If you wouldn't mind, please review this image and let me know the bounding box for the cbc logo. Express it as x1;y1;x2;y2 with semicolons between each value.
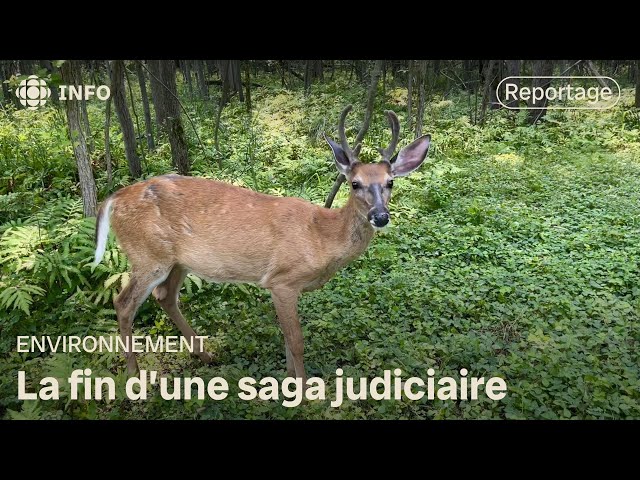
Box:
15;75;51;110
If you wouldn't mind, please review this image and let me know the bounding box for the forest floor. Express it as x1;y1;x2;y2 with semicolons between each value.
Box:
1;77;639;419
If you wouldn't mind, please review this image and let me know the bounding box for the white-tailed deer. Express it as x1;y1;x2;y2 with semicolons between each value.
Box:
93;105;431;381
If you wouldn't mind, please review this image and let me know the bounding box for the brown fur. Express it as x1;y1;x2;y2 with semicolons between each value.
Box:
106;165;392;379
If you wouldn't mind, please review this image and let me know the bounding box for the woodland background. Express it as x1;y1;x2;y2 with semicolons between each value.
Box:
0;59;639;419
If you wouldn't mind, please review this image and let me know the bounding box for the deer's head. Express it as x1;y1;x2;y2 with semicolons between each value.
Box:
324;105;431;228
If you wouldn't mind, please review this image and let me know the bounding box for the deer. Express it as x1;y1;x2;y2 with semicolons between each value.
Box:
92;105;431;383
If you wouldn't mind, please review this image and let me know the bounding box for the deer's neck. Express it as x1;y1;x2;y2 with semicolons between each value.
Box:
331;195;375;260
298;196;375;292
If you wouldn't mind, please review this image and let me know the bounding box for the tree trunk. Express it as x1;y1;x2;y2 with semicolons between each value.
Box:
110;60;142;178
415;60;427;138
124;66;143;158
462;59;472;91
60;61;97;217
584;60;608;89
182;60;194;98
325;60;382;208
527;60;554;125
304;60;323;93
148;60;168;125
136;61;156;151
194;60;208;100
149;60;190;175
489;60;502;109
80;96;94;153
478;60;498;124
504;60;521;108
636;60;640;108
245;61;252;112
0;61;11;106
279;60;287;88
407;60;413;130
216;60;243;102
105;96;112;186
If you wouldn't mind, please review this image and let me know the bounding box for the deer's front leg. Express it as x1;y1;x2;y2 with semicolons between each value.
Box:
270;287;306;383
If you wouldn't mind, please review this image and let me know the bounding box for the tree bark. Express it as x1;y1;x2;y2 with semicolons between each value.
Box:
136;61;156;150
216;60;243;102
194;60;208;100
60;60;97;217
479;60;498;124
148;60;168;125
415;60;427;137
504;60;521;108
406;60;413;130
636;60;640;108
0;61;11;106
245;61;252;111
304;60;323;93
148;60;190;175
80;96;94;153
182;60;194;98
105;97;112;186
110;60;142;178
527;60;554;125
584;60;608;89
325;60;382;208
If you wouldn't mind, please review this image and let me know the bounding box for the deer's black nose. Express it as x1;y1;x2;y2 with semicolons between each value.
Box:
372;212;389;227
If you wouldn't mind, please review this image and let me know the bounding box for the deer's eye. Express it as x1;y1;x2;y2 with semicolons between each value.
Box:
386;180;394;189
351;181;361;190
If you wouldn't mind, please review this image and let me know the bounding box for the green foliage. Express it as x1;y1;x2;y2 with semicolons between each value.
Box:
1;73;639;420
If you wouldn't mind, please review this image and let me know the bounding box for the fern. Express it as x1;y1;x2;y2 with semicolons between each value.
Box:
0;281;45;315
0;225;45;271
7;401;43;420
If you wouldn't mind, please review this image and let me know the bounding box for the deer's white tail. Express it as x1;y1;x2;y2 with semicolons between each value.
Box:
92;198;114;266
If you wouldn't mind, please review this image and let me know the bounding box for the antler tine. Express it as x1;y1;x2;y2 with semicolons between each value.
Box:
338;104;355;160
378;110;400;163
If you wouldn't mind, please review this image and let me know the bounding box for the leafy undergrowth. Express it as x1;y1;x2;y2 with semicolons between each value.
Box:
1;77;639;419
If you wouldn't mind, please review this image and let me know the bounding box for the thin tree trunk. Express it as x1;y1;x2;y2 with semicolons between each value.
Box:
635;60;640;108
105;97;112;186
182;60;194;98
124;65;143;157
406;60;413;131
148;60;167;128
304;60;311;93
504;60;521;108
110;60;142;178
245;61;252;112
527;60;554;125
462;59;471;91
233;60;244;102
61;60;97;217
584;60;608;89
415;60;427;138
195;60;208;100
150;60;190;175
325;60;383;208
489;60;502;109
136;61;156;151
80;97;94;153
0;61;11;106
279;60;287;88
479;60;498;124
382;60;387;97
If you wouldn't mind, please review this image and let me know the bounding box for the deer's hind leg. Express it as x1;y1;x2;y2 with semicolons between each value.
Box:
152;265;214;364
114;265;171;374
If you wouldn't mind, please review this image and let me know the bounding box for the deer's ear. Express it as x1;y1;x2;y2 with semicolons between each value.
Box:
324;134;352;175
392;135;431;177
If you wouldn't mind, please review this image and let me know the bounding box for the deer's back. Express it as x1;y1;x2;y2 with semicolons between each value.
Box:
108;174;329;286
